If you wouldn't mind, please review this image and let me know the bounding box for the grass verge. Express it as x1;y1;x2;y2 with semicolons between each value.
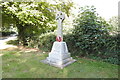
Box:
1;48;119;78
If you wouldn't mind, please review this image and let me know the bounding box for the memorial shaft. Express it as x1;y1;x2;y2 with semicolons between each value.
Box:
57;19;63;41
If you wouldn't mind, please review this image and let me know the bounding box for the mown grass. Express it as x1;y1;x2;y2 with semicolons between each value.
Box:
1;48;119;78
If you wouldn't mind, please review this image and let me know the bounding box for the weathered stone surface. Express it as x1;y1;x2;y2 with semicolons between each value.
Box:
41;42;76;69
41;11;76;69
41;58;76;69
56;11;65;41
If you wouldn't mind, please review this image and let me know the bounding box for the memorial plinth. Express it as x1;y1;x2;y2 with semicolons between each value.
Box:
41;42;76;69
41;11;76;69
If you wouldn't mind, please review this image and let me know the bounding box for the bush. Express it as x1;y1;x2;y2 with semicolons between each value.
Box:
35;31;76;54
72;6;109;55
38;32;56;51
29;6;118;65
35;30;118;65
6;40;19;45
71;6;118;64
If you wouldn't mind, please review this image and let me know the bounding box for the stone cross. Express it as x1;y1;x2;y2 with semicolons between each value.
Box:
41;11;76;69
56;11;65;42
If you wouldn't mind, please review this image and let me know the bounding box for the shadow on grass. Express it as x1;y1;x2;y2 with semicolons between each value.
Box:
2;48;119;78
6;40;19;46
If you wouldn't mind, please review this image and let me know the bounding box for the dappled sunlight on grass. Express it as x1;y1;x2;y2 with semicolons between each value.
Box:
18;46;41;53
0;47;18;51
2;48;119;78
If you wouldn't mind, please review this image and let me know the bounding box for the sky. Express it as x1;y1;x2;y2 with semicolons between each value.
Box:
73;0;119;21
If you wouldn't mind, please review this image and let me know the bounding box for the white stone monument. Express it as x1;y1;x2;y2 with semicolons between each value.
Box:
41;11;76;69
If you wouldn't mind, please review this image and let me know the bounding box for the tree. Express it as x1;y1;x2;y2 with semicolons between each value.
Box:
1;1;73;46
73;6;109;55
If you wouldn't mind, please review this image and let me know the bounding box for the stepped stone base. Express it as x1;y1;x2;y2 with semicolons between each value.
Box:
41;41;76;69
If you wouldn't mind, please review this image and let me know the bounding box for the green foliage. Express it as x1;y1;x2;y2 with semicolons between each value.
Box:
2;14;16;32
28;31;72;51
36;6;118;65
1;1;73;45
6;40;19;46
38;32;55;51
37;32;118;65
28;32;56;51
71;6;118;65
2;2;56;33
3;3;118;65
73;6;109;55
54;0;74;17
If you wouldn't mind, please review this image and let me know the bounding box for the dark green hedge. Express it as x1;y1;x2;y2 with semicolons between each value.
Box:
37;32;118;65
26;6;118;65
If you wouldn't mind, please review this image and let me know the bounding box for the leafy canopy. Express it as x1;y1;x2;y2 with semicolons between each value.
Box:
1;1;73;33
73;6;109;54
1;1;74;45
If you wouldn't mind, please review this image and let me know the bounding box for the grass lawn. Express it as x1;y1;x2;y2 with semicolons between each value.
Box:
1;47;119;78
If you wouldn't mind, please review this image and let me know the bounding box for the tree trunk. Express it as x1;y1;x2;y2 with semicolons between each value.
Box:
17;24;28;46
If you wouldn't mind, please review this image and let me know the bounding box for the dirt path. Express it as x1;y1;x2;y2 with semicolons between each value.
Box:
0;36;18;50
